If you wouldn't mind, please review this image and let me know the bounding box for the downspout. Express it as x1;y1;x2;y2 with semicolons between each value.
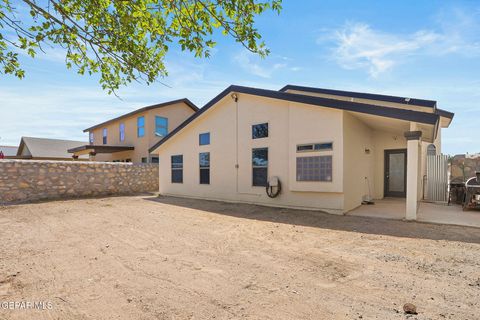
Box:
233;93;239;193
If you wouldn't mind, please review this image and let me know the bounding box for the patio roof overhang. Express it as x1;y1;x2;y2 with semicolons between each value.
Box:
347;111;437;143
68;145;134;156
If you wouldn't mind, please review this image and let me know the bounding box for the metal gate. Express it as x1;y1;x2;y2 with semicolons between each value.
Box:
426;154;449;202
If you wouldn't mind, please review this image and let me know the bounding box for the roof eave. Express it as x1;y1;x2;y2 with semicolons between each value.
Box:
83;98;199;132
149;85;439;153
280;84;437;108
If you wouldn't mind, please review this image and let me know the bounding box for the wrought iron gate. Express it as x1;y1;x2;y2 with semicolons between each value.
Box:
426;154;449;202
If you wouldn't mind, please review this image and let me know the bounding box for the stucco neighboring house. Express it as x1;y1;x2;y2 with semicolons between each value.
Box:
149;84;454;219
69;99;198;163
15;137;89;160
0;145;19;158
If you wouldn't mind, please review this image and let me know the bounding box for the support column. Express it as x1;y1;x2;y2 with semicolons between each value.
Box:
404;130;422;220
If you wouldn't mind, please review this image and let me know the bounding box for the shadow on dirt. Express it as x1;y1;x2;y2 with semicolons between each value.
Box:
144;195;480;245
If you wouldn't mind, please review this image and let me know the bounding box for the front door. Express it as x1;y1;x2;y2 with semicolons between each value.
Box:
384;149;407;197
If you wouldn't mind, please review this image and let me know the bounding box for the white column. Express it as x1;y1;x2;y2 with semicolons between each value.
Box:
405;130;422;220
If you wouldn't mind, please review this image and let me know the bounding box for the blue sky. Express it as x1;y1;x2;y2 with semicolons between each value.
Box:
0;0;479;155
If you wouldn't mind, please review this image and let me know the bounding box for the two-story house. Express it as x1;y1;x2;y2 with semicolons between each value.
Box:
69;99;198;163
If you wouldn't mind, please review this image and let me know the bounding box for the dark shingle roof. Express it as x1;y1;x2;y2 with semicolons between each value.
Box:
280;84;437;108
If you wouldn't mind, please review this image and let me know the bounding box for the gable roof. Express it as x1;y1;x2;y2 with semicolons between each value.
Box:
17;137;87;159
83;98;199;132
0;146;18;157
280;84;437;108
149;85;441;153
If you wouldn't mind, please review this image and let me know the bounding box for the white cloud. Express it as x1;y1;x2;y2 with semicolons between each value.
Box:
324;23;441;77
322;8;480;77
233;51;298;78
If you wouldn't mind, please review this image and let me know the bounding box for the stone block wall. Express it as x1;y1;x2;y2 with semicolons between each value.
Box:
450;154;480;182
0;160;159;204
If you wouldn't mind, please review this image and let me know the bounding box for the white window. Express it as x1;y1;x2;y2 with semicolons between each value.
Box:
296;156;332;182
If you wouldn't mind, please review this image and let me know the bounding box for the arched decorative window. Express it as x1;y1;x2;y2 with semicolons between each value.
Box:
427;144;436;156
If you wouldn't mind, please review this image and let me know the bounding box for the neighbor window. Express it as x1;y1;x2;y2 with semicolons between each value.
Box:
119;123;125;142
199;152;210;184
427;144;436;156
296;142;333;152
137;116;145;137
252;148;268;186
199;132;210;145
89;132;94;144
155;116;168;137
252;123;268;139
296;156;332;182
141;157;147;163
150;156;159;164
171;155;183;183
102;128;107;144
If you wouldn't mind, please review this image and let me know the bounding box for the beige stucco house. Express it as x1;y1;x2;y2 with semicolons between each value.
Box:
69;99;198;163
149;85;453;219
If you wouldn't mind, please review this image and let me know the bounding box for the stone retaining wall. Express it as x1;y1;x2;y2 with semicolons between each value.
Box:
450;154;480;182
0;160;159;204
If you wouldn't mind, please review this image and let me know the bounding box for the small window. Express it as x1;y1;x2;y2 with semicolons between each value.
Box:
137;116;145;137
119;123;125;142
199;152;210;184
427;144;436;156
150;156;159;164
252;148;268;186
171;155;183;183
141;157;147;163
296;156;332;182
155;116;168;137
252;123;268;139
297;142;333;152
199;132;210;145
89;132;94;144
102;128;107;144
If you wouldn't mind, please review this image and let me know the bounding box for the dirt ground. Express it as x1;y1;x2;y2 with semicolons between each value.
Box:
0;195;479;320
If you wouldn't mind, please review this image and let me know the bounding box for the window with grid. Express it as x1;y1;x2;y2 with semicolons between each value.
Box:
199;152;210;184
155;116;168;137
171;155;183;183
89;132;94;144
252;148;268;186
296;156;332;181
296;142;333;152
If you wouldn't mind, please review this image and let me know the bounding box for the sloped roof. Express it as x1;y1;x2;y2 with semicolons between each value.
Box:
83;98;198;132
149;85;443;153
18;137;88;159
0;146;18;156
280;84;437;108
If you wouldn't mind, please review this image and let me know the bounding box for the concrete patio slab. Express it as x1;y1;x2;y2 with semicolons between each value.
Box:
348;198;480;228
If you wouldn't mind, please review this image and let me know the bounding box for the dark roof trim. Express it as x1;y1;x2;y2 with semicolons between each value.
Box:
436;108;454;120
280;84;437;108
83;98;199;132
404;131;423;140
68;145;134;153
149;85;440;153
